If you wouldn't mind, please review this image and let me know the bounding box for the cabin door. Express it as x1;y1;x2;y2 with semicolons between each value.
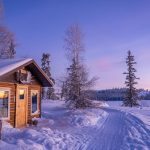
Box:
16;85;28;127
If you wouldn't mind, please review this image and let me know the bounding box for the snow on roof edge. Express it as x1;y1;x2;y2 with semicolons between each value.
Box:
0;58;33;76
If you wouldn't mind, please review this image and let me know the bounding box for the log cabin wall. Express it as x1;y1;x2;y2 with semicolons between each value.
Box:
0;67;42;123
0;67;42;127
0;82;42;127
0;83;16;127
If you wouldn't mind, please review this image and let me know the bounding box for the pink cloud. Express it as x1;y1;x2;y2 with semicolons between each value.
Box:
91;58;113;72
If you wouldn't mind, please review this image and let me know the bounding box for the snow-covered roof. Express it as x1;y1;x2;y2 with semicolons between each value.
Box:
0;58;54;87
0;58;33;76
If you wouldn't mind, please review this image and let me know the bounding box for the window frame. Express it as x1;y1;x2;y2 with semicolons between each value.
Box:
0;88;10;120
31;90;39;115
19;89;25;100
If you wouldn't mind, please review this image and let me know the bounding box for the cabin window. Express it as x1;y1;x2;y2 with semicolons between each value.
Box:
31;90;39;114
0;90;9;119
19;89;25;100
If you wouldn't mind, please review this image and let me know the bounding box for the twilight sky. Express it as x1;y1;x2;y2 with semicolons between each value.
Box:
3;0;150;89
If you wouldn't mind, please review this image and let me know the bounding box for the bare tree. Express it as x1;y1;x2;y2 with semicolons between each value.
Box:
0;26;16;59
7;39;16;58
0;0;3;19
123;50;139;107
63;24;98;108
0;1;16;59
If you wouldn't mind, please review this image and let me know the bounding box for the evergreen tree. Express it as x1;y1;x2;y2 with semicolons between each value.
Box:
63;24;98;108
123;50;139;107
41;53;55;99
47;87;55;99
66;58;83;107
41;53;51;78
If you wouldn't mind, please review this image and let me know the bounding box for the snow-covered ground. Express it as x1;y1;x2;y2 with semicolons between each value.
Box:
0;100;107;150
0;100;150;150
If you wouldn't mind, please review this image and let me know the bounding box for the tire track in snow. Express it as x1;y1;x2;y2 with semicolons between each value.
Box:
85;108;150;150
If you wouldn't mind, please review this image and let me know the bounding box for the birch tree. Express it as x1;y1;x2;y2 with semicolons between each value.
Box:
0;1;16;59
63;24;98;108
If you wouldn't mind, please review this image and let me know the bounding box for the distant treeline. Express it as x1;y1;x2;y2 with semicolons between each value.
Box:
88;88;150;101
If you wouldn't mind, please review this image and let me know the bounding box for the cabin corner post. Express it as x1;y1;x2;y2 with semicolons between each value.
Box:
0;120;2;140
39;87;42;118
14;84;17;128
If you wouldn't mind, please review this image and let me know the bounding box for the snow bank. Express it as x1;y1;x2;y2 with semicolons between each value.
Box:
139;100;150;107
1;121;74;150
69;109;107;127
42;100;108;127
91;100;109;107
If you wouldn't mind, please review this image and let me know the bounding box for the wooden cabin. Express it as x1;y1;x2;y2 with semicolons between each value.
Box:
0;58;53;128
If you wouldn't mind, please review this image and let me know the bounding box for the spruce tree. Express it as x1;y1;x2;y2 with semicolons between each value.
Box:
123;50;139;107
66;58;83;107
41;53;51;78
63;24;98;108
41;53;55;99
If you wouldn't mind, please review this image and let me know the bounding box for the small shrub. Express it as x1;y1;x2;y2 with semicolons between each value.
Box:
28;119;38;127
32;120;38;126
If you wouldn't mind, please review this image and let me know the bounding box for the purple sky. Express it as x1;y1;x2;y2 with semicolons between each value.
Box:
3;0;150;89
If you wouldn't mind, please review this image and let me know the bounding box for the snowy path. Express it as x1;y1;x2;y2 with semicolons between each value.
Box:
85;108;150;150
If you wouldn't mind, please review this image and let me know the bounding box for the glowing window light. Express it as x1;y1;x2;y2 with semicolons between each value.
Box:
19;89;25;100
